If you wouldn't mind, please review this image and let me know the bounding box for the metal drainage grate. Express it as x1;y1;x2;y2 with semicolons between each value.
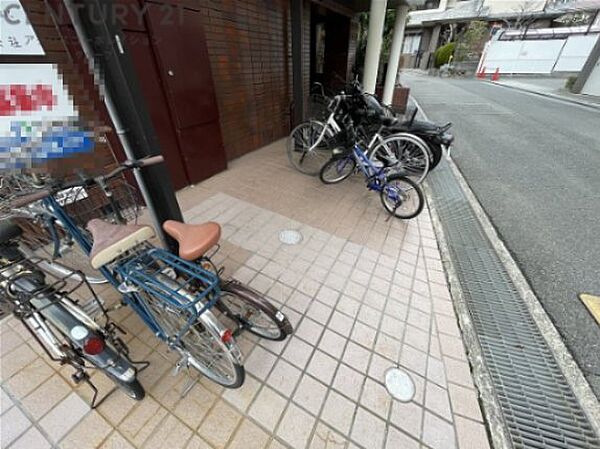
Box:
279;229;303;245
427;162;600;449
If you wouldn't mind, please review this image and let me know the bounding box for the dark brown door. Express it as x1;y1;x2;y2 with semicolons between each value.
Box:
145;3;227;183
124;31;189;190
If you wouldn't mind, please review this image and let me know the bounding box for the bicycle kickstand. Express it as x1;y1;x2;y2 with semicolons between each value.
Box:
173;354;199;398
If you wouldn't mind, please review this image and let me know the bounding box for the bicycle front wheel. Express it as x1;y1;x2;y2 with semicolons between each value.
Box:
380;174;424;219
138;290;245;388
288;120;334;175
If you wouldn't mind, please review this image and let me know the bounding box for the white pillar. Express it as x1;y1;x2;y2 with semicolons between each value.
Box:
382;5;409;105
363;0;388;94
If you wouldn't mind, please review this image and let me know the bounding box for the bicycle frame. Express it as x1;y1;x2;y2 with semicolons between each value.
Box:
352;144;387;191
42;195;171;341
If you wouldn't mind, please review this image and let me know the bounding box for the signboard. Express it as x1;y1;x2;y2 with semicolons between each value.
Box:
1;64;93;169
0;1;45;55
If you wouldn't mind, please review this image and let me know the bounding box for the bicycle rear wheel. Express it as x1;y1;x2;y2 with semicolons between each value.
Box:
219;281;293;341
288;121;334;175
370;135;431;184
138;290;245;388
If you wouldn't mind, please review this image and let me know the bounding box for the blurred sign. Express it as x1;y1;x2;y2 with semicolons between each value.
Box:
0;1;44;55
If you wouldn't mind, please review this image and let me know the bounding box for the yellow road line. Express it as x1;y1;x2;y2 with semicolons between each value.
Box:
579;293;600;326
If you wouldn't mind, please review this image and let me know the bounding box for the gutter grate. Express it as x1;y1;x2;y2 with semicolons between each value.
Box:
427;162;600;449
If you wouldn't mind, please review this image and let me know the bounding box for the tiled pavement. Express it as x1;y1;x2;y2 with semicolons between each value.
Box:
1;140;490;449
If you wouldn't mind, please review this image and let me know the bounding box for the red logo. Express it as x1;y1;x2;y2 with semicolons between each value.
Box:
0;84;56;116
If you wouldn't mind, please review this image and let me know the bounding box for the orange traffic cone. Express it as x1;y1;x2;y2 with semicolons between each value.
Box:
491;68;500;81
477;66;486;79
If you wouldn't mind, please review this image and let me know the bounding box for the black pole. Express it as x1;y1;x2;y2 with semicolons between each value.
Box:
68;0;182;251
291;0;305;126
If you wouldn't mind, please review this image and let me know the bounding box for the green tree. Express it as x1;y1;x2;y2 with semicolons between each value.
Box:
454;21;488;62
434;42;455;68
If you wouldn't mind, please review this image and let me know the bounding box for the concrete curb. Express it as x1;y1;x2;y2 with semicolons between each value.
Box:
487;80;600;111
412;95;600;446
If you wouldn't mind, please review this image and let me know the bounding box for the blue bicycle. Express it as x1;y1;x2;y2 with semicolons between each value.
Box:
8;157;293;388
319;143;424;219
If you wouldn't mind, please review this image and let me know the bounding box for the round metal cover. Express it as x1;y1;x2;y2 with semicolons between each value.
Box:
279;229;303;245
384;367;415;402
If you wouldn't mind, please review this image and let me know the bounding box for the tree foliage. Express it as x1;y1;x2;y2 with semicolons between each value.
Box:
434;42;456;68
454;21;488;62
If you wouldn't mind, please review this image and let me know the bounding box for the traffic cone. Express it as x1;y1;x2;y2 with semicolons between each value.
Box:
477;66;486;79
491;68;500;81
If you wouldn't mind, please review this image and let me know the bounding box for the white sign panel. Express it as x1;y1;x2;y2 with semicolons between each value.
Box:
0;0;45;55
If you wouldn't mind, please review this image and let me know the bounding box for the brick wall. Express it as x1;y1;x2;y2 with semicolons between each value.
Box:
193;0;293;160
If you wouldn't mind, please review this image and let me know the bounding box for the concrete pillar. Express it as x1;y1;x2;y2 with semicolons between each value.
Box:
362;0;388;94
382;5;409;105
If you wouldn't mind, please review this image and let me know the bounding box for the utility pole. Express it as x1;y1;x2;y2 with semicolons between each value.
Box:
64;0;183;251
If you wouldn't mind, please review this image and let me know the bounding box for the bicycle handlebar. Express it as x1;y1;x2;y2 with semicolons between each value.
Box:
8;155;165;209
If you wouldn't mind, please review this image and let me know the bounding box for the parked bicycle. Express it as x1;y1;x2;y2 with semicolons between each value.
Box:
0;219;146;407
319;118;425;220
288;80;453;180
5;157;293;388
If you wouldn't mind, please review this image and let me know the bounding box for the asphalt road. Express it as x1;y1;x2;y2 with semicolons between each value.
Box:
401;73;600;396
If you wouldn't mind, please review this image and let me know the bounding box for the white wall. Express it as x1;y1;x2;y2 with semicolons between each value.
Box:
480;34;599;74
554;35;600;72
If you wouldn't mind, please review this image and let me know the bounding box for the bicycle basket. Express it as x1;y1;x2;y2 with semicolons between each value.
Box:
61;176;140;229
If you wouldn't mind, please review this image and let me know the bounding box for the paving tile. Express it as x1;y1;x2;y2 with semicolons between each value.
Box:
332;363;365;401
368;353;395;383
306;301;333;325
443;357;475;389
403;324;430;353
1;406;31;447
297;278;321;298
267;359;302;397
427;356;448;388
374;333;401;361
385;426;420;449
245;346;278;380
59;411;112;449
39;392;89;443
317;285;341;307
422;411;457;449
306;350;339;385
440;336;467;361
295;317;324;346
9;426;51;449
380;315;404;339
228;419;270;449
185;435;213;449
198;400;242;449
174;382;217;429
328;311;354;336
143;414;193;449
293;374;328;416
318;329;347;359
350;322;377;349
360;378;392;419
249;386;287;432
282;336;313;370
119;397;168;447
400;345;428;376
277;403;316;448
351;407;386;449
390;401;423;441
1;387;14;415
99;432;135;449
455;415;491;449
1;343;37;381
5;358;54;400
286;291;312;314
407;308;431;332
222;375;261;414
351;268;371;287
448;383;483;422
425;381;453;422
342;341;371;373
343;281;366;301
309;421;347;449
336;296;361;319
357;304;382;329
321;390;356;435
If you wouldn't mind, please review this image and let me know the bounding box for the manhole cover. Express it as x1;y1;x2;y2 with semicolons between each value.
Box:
279;229;303;245
384;367;415;402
